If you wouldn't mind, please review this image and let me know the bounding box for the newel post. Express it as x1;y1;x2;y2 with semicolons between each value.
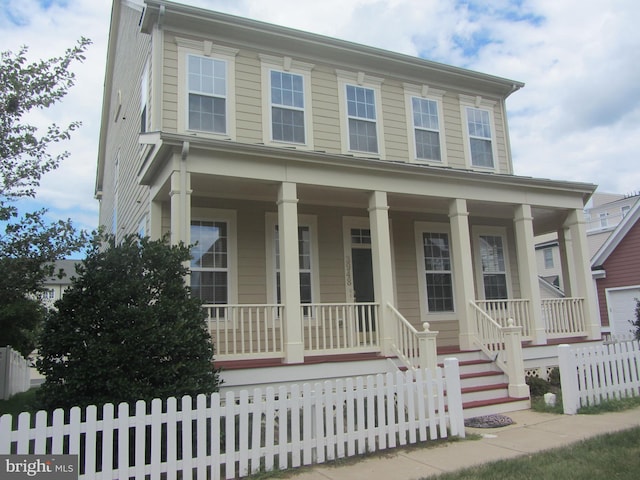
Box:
418;322;439;372
502;319;530;398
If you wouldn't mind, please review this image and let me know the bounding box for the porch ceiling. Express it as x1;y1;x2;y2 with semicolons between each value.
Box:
184;175;572;234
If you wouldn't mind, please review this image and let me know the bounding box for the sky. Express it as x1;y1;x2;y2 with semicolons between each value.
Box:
1;0;639;239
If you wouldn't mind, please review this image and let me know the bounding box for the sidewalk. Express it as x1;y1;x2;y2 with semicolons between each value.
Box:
273;406;640;480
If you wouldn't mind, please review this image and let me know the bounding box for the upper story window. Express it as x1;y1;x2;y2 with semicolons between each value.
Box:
543;247;554;269
405;84;447;164
260;55;314;148
460;95;499;171
188;55;227;133
175;37;238;139
621;205;631;218
270;70;305;143
337;70;385;157
599;212;608;228
347;85;378;153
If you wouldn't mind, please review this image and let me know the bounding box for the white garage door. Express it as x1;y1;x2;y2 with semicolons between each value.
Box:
606;286;640;336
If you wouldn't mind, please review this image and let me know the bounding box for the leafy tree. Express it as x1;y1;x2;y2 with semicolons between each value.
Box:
36;234;220;410
0;39;91;357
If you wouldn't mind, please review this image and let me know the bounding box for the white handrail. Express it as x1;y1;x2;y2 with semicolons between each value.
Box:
470;301;506;370
542;298;586;338
388;303;420;370
476;299;532;339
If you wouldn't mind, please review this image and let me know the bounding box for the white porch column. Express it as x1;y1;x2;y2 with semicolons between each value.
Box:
449;199;476;350
149;198;162;240
514;204;546;344
557;228;577;297
169;169;191;246
563;209;601;340
368;191;395;356
278;182;304;364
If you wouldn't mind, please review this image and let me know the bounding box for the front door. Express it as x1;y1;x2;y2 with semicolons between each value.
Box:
352;246;375;331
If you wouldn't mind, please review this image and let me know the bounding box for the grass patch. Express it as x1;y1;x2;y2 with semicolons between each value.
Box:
578;395;640;414
420;426;640;479
0;388;39;417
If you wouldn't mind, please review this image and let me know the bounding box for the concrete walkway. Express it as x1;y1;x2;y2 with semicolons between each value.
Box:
272;406;640;479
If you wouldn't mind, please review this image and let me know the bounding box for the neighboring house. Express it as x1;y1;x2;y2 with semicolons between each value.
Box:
591;198;640;337
39;259;80;310
585;192;639;254
96;0;601;415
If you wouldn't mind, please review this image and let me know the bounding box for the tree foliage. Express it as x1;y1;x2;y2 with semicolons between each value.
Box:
37;234;221;410
0;39;91;357
632;299;640;341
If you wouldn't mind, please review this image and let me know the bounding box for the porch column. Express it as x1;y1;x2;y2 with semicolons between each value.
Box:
169;169;191;246
514;204;546;344
368;191;395;356
149;198;162;240
563;209;601;340
449;199;476;350
278;182;304;363
557;228;577;297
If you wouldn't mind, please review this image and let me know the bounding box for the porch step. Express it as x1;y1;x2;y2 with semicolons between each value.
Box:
461;382;509;403
463;396;531;419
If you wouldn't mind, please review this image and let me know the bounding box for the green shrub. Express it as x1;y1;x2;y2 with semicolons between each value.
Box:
548;367;561;386
526;376;552;397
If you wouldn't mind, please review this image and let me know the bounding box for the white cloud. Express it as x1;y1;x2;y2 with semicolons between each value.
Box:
1;0;638;237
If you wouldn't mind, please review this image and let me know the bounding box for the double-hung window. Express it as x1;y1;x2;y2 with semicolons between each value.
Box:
187;55;227;133
466;107;494;168
422;232;454;312
478;234;508;300
274;225;313;307
190;220;229;305
270;70;305;143
346;85;378;153
412;97;442;162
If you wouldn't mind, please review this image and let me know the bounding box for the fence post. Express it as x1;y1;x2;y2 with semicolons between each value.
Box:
501;319;529;398
558;344;580;414
443;358;465;438
417;323;439;372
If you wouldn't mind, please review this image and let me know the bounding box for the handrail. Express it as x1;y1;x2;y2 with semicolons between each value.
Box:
470;301;507;371
475;299;532;339
388;303;420;370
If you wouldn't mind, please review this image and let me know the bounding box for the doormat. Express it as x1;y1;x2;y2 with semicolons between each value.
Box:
464;414;514;428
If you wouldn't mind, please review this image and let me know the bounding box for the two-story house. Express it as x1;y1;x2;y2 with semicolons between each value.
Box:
96;0;602;415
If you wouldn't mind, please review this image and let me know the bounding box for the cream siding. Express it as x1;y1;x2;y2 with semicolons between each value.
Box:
381;80;410;160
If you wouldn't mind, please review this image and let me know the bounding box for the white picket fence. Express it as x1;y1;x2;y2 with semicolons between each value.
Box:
558;340;640;414
0;360;464;480
0;346;31;400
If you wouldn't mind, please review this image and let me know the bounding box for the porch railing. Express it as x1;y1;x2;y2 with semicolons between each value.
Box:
476;299;532;340
203;304;283;360
541;298;587;338
303;303;380;355
470;302;507;370
388;303;438;371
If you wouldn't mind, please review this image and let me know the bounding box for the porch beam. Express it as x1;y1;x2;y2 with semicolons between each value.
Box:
278;182;304;363
449;198;476;350
513;204;546;344
368;191;395;356
563;209;601;340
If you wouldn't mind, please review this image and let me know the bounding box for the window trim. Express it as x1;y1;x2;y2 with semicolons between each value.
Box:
404;83;447;165
336;70;385;158
414;222;456;320
472;226;512;301
459;95;499;172
260;55;314;149
190;208;238;306
265;213;320;308
175;37;238;139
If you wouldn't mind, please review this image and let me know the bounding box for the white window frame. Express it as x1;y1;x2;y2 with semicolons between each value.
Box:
265;213;320;310
543;247;554;269
460;95;499;172
260;55;314;149
336;70;385;158
190;208;238;307
175;37;238;139
140;58;150;133
599;212;608;228
473;226;512;300
404;83;447;165
414;222;456;320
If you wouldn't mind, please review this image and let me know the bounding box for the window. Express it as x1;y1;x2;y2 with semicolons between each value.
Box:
140;60;149;133
351;228;371;245
599;213;608;228
270;70;305;143
479;234;508;300
274;225;313;306
190;220;228;304
346;85;378;153
412;97;441;161
187;55;227;133
466;107;494;168
622;205;631;218
543;247;554;269
422;232;454;312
